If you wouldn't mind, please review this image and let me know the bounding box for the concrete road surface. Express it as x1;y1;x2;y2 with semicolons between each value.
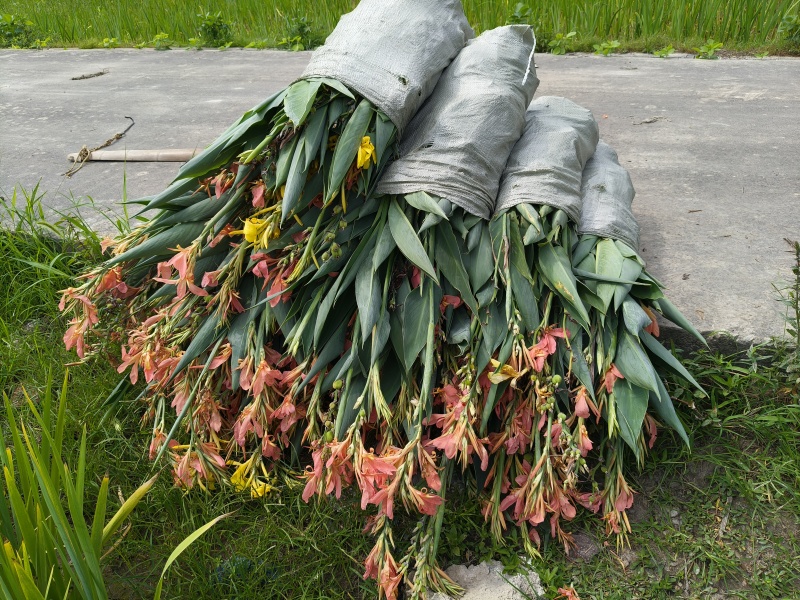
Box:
1;49;798;346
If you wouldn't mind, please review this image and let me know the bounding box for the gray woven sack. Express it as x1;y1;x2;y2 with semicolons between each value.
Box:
376;25;539;220
495;96;599;221
578;141;640;250
302;0;473;134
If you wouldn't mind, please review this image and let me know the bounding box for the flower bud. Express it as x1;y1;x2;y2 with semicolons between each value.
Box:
332;379;343;390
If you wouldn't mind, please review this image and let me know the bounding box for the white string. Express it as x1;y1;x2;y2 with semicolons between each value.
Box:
522;28;537;86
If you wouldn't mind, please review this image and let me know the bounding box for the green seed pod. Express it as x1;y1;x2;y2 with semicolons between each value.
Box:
332;379;343;390
551;374;562;386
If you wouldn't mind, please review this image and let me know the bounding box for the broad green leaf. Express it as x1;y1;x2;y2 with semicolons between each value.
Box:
281;136;308;221
436;223;477;313
614;239;641;260
482;301;505;358
655;297;707;346
327;99;373;201
303;105;328;170
595;238;624;312
401;285;432;369
175;90;285;179
537;243;590;328
335;376;367;439
510;263;539;333
615;328;660;392
372;222;396;271
573;269;641;285
622;297;651;336
447;308;471;345
167;312;224;383
613;379;649;459
370;311;391;368
375;113;395;164
614;257;644;311
154;195;224;227
640;331;704;392
283;79;322;127
523;222;545;244
388;199;437;282
107;222;205;265
650;376;690;447
516;204;541;229
274;133;298;189
572;235;597;266
299;319;347;392
90;476;109;556
308;77;355;99
467;226;494;295
355;260;381;336
404;191;448;218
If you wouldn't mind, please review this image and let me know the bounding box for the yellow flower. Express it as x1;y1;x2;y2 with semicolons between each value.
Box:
229;460;250;492
242;217;267;244
487;359;527;384
357;136;376;170
250;481;272;498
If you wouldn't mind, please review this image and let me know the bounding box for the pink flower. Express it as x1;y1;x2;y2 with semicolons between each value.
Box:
410;266;421;289
249;359;284;397
643;305;660;337
576;423;593;457
644;413;658;449
439;294;462;313
604;363;625;394
251;181;266;208
574;387;591;419
201;269;221;288
407;485;444;516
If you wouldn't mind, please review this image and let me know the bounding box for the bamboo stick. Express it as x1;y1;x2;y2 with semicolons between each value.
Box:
67;149;200;162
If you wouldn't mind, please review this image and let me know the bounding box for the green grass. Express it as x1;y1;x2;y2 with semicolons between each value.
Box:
0;185;798;598
3;0;800;54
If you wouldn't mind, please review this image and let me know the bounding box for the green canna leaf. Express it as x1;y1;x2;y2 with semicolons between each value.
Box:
640;331;704;392
107;222;205;266
327;99;373;201
283;79;322;127
613;379;649;459
404;191;448;218
654;297;707;346
388;199;437;282
615;328;660;392
436;223;477;314
595;238;624;313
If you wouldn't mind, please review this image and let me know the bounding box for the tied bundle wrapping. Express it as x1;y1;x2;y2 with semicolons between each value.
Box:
495;96;600;221
302;0;474;133
377;25;539;219
578;140;640;250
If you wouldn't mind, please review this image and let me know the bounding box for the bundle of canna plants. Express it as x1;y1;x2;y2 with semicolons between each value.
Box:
59;0;472;490
474;102;706;554
297;25;538;597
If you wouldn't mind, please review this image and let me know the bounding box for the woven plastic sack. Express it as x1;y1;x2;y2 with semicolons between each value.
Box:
302;0;473;134
495;96;599;221
578;141;640;250
376;25;539;219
